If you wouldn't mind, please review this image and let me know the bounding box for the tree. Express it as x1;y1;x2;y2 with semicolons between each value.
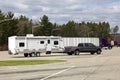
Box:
17;15;32;36
0;10;5;46
36;15;53;36
113;25;119;34
0;11;18;50
61;21;78;37
96;22;110;39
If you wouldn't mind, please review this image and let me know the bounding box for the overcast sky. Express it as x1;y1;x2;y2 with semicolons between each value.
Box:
0;0;120;32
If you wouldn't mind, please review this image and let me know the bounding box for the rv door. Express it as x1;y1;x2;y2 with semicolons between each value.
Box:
46;39;52;54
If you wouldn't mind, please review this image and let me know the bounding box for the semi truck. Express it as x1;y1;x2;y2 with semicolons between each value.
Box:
8;34;100;57
99;38;113;49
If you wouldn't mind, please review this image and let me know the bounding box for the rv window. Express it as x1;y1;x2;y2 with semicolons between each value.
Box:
40;41;44;44
19;42;24;47
54;41;58;45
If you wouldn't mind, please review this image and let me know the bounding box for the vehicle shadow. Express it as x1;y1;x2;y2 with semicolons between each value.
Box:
11;53;96;58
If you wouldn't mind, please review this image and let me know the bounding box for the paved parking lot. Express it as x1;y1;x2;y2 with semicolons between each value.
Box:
0;47;120;80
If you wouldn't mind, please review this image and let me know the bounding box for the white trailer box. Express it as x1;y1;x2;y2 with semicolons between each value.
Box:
63;37;99;47
8;34;100;57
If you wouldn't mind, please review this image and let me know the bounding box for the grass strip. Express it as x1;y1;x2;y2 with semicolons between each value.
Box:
0;60;65;66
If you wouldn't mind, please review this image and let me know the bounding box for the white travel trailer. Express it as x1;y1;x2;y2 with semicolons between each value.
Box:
8;34;100;57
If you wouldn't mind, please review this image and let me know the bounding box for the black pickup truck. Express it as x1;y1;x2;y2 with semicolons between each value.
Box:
64;43;102;55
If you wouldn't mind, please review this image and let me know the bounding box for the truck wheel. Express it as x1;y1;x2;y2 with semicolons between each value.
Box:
97;50;101;55
74;50;79;55
67;52;72;55
91;52;95;55
24;53;28;57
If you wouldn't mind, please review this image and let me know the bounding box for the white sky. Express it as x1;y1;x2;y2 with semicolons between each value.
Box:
0;0;120;32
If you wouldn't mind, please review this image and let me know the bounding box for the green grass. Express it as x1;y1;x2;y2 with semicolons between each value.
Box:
0;60;66;66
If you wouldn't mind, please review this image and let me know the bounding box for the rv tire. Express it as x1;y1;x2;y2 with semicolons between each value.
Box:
36;52;40;57
29;53;36;57
24;53;28;57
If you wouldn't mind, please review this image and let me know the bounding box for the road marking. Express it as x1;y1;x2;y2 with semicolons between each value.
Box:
40;66;75;80
8;66;18;69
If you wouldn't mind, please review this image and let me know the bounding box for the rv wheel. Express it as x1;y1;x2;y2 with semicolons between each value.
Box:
29;53;35;57
46;51;51;54
24;53;28;57
36;52;40;57
29;53;32;57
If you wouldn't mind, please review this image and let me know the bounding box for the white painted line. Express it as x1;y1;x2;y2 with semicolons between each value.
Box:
40;66;75;80
8;66;18;69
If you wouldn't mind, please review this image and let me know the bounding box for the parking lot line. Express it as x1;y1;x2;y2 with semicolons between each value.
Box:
40;66;75;80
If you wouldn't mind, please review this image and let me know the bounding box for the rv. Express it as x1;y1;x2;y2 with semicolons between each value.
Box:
8;34;100;57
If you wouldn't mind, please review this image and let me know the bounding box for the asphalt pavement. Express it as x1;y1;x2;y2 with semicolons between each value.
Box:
0;47;120;80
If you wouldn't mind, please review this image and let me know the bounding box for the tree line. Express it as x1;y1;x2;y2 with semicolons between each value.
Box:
0;10;119;50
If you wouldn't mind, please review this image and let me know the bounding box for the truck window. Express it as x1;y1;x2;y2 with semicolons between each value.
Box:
89;43;95;47
78;44;83;47
85;43;95;47
19;42;24;47
85;43;89;47
40;41;44;44
54;41;58;45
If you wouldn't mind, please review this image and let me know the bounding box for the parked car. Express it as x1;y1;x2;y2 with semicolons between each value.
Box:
64;43;102;55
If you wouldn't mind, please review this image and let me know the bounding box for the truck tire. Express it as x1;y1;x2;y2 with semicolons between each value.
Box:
74;50;79;55
91;52;95;55
46;51;51;54
67;52;72;55
24;53;28;57
97;50;101;55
